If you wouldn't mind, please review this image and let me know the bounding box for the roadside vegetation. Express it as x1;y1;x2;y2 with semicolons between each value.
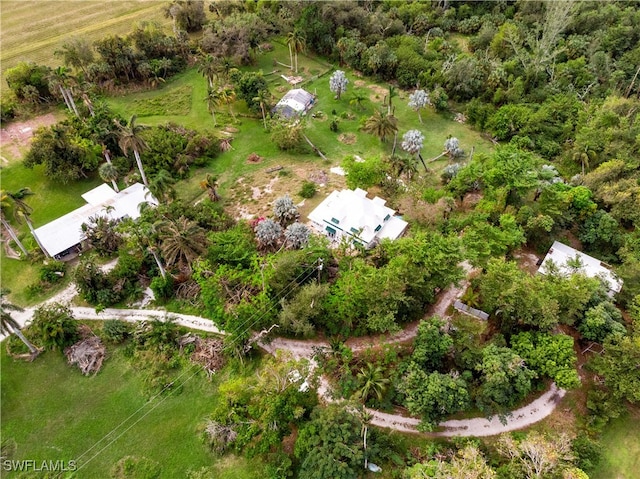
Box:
1;1;639;478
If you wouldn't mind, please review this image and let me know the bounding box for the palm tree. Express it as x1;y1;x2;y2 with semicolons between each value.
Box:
124;218;167;280
99;162;120;192
0;192;28;257
253;89;271;129
287;29;306;73
46;66;79;117
362;109;398;143
1;289;39;357
9;188;49;257
205;87;223;126
355;362;390;403
200;174;221;201
159;217;207;271
573;146;597;176
385;85;398;115
148;169;176;203
219;87;237;121
349;90;367;111
197;53;218;88
115;115;149;187
401;129;427;171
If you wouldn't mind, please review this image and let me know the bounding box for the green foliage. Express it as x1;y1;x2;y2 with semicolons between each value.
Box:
398;365;470;430
279;282;330;337
30;303;79;351
475;344;536;413
572;436;602;473
462;214;526;267
411;316;453;371
511;332;580;389
479;259;559;333
231;70;268;111
133;318;181;353
578;302;626;343
38;260;66;284
295;404;364;479
149;275;174;302
102;319;132;344
4;62;52;101
208;223;257;269
131;85;192;116
298;181;317;199
111;455;161;479
341;155;387;190
269;119;306;152
24;123;101;184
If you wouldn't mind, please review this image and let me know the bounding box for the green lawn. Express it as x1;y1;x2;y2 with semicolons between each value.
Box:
0;342;263;478
591;411;640;479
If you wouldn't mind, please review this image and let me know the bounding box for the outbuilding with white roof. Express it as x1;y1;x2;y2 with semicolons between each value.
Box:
538;241;623;297
33;183;157;260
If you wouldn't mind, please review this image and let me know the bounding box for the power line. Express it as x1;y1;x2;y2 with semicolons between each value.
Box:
73;258;321;470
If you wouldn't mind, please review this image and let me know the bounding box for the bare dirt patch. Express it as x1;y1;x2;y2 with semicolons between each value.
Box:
227;163;346;220
354;80;367;87
337;133;357;145
513;248;542;275
368;84;388;102
0;112;59;162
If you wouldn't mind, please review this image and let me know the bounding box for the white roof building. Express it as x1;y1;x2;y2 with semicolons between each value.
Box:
307;188;408;248
538;241;623;297
33;183;157;259
272;88;315;119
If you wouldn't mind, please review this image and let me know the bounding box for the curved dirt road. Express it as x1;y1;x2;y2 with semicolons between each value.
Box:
5;262;565;437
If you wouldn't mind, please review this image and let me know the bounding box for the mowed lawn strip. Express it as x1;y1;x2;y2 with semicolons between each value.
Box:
1;1;171;77
0;345;264;478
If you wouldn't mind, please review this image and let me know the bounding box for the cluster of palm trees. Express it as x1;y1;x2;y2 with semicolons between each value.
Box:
199;54;238;127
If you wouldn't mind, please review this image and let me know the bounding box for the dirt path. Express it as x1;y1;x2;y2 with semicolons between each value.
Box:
4;260;565;437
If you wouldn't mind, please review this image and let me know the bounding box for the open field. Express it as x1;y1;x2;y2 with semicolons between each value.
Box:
1;1;172;78
592;409;640;479
0;343;263;478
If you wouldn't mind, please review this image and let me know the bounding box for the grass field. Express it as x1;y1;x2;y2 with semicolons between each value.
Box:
0;343;263;478
591;410;640;479
0;1;172;79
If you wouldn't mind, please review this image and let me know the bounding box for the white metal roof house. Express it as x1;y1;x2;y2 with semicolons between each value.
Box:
538;241;623;297
307;188;408;248
272;88;315;119
33;183;157;260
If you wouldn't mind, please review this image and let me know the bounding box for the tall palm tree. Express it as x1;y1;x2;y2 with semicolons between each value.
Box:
197;53;218;88
362;109;398;143
287;29;306;73
115;115;149;187
99;162;120;192
9;188;49;258
385;85;398;115
159;217;207;271
355;362;390;403
124;218;167;280
1;289;39;357
46;66;79;117
148;169;176;203
0;191;28;257
253;89;271;129
200;174;221;201
219;87;237;121
205;87;223;126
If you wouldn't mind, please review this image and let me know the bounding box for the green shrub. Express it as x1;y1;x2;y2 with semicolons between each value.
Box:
111;456;161;479
103;320;132;343
298;181;317;199
150;275;174;302
39;260;66;284
30;303;79;351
